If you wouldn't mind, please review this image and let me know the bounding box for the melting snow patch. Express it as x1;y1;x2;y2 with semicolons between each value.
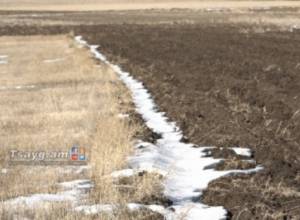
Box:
205;8;230;12
117;113;130;119
1;168;8;174
43;58;65;63
2;179;92;207
3;192;77;207
59;179;93;190
0;55;8;64
76;203;169;216
127;203;169;216
0;84;36;91
290;24;300;32
75;204;115;215
75;36;263;220
230;147;252;157
74;165;91;174
111;168;135;178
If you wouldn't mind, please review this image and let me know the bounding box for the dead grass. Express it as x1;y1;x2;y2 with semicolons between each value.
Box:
216;158;256;170
0;35;163;219
234;204;288;220
95;172;165;205
0;35;98;200
1;202;163;220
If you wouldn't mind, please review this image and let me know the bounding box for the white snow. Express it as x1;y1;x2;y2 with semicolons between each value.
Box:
2;179;92;207
127;203;169;216
59;179;93;190
75;36;263;220
4;191;77;207
230;147;252;157
111;168;135;178
146;204;168;215
0;55;8;64
290;24;300;32
75;165;91;174
75;204;115;214
117;113;130;119
43;58;65;63
1;168;8;174
76;203;169;216
205;8;228;12
0;84;36;91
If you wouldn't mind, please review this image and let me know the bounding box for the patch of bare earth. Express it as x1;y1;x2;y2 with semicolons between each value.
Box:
76;24;300;219
1;7;300;35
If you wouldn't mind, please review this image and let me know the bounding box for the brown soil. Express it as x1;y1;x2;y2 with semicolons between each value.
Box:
75;24;300;219
1;8;300;28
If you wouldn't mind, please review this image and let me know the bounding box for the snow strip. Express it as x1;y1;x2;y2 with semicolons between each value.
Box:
75;36;263;220
230;147;252;157
205;8;230;12
1;168;7;174
59;179;93;190
74;165;91;174
5;192;77;207
290;24;300;32
111;168;135;178
43;58;65;63
117;113;130;119
0;84;36;91
0;55;8;64
76;203;169;216
76;204;115;214
58;165;90;175
2;179;92;207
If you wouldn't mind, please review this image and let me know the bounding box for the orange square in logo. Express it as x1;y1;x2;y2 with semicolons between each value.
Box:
71;154;78;161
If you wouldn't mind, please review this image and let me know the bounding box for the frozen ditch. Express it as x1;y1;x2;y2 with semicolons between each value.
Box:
75;36;263;219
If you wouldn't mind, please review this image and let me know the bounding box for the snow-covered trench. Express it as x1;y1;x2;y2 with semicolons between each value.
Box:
75;36;262;220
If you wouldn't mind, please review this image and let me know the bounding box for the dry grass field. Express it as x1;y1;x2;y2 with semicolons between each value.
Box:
1;0;300;11
0;35;162;219
0;35;95;201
